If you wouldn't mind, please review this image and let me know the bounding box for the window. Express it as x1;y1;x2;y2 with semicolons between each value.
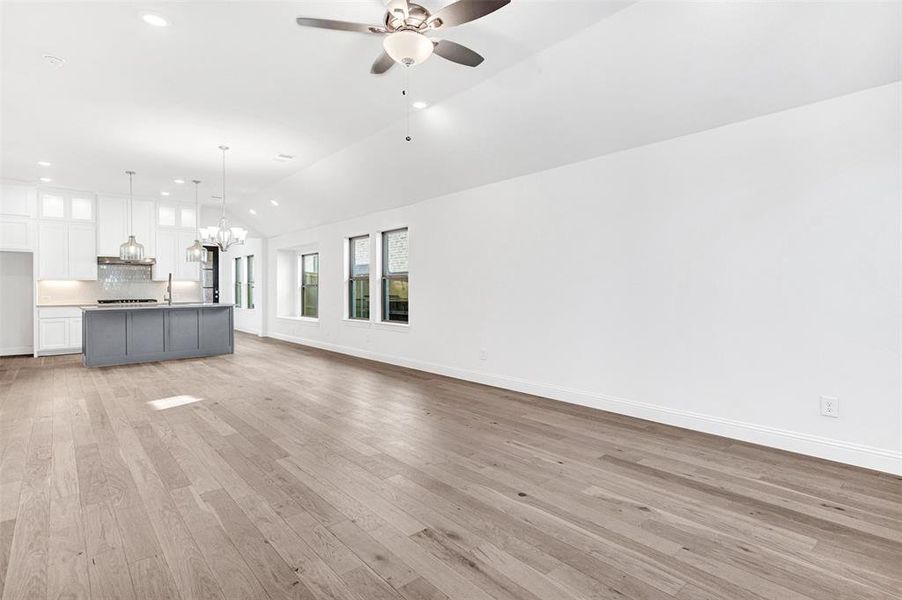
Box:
234;257;243;308
382;228;409;323
247;255;255;309
300;253;319;318
348;235;370;320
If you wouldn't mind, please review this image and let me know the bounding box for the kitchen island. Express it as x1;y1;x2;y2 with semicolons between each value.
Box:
82;303;234;367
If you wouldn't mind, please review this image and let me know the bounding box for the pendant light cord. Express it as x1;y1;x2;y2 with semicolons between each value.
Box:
192;179;201;240
219;145;228;220
403;67;411;142
126;170;135;236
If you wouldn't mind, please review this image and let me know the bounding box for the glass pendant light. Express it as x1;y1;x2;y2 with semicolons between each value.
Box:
201;145;247;253
185;179;206;262
119;170;145;260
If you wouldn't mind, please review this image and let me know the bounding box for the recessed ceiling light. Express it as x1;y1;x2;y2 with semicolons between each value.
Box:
142;13;169;27
39;177;52;183
173;178;185;184
249;209;257;215
160;191;170;196
273;154;294;163
270;200;279;207
42;55;65;68
37;160;52;167
412;101;428;109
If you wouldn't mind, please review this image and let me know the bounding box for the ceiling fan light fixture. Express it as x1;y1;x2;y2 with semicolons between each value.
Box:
383;30;433;66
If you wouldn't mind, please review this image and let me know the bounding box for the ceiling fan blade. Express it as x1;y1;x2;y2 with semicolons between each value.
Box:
429;0;510;28
432;39;484;67
386;0;410;19
295;17;385;34
371;51;396;74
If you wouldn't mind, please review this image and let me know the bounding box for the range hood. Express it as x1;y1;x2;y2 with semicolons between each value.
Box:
97;256;156;265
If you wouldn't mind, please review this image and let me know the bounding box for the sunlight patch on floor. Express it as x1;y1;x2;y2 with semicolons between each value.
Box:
148;395;203;410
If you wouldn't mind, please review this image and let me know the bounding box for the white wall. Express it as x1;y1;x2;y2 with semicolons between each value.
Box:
219;237;265;335
0;251;35;355
265;84;902;475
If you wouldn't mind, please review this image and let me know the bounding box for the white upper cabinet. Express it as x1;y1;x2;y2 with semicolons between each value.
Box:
180;206;196;231
40;193;66;219
38;190;95;221
0;183;36;217
158;204;177;228
67;223;97;280
132;199;155;258
97;196;128;256
70;197;94;221
37;210;97;281
157;202;196;230
97;196;156;258
154;229;199;281
154;229;177;281
38;221;68;279
35;190;97;280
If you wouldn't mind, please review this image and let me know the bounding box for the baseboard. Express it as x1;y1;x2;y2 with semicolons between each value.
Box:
235;327;263;336
267;332;902;476
0;345;33;357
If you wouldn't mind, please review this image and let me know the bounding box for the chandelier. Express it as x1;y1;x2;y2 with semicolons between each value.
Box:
200;145;246;252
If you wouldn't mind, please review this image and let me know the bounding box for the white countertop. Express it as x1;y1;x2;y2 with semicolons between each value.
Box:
80;302;235;311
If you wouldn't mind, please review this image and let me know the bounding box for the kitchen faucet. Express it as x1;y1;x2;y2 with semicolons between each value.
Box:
164;272;172;305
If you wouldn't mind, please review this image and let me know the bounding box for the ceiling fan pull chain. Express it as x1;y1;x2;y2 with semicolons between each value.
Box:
403;66;412;142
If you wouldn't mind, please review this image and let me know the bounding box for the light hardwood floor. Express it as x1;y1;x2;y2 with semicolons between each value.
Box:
1;333;900;600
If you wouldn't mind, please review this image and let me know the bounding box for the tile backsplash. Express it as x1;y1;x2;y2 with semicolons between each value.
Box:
37;265;202;305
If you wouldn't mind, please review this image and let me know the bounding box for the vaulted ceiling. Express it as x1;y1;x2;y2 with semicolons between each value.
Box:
2;1;899;237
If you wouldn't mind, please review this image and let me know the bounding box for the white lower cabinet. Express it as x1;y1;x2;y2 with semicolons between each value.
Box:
37;307;83;355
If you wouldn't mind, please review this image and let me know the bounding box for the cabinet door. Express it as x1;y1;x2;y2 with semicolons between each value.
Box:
176;231;200;281
0;184;36;217
157;204;177;228
68;223;97;280
132;199;155;258
40;193;66;219
67;318;83;350
38;221;68;279
0;217;33;251
39;318;69;350
96;196;127;256
154;229;177;281
70;197;94;221
179;206;196;231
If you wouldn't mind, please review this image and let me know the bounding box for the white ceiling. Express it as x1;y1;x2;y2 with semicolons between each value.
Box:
2;1;900;237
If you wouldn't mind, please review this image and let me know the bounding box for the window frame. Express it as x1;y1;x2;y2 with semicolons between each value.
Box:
380;227;409;324
246;255;255;309
300;252;319;319
347;234;371;321
234;257;243;308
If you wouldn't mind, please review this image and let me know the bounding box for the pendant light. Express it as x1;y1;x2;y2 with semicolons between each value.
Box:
119;170;145;260
185;179;206;262
201;145;246;253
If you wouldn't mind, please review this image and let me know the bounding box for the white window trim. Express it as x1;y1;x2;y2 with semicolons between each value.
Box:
344;233;373;322
376;226;410;326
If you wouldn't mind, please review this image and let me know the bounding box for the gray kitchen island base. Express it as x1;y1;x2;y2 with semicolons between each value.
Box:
82;304;234;367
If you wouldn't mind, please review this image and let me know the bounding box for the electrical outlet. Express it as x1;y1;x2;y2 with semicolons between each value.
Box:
479;349;487;361
820;396;839;418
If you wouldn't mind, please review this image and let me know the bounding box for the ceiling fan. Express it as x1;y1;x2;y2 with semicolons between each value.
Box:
295;0;510;74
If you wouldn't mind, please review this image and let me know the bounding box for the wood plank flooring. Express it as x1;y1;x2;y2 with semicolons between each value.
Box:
1;333;900;599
